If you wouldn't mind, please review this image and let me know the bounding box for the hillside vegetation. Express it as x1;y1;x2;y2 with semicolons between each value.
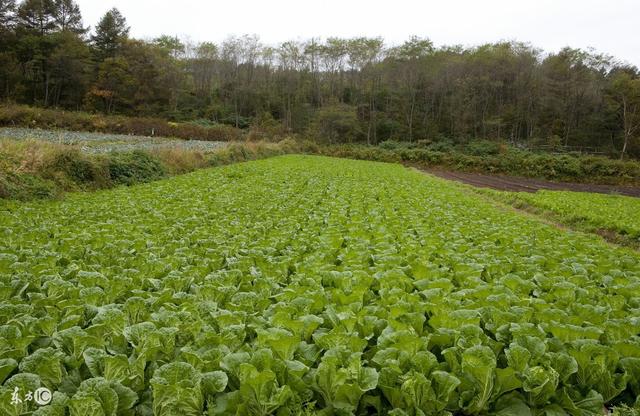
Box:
1;2;639;156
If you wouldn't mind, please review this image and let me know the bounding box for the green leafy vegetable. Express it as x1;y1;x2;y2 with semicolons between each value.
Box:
1;155;639;414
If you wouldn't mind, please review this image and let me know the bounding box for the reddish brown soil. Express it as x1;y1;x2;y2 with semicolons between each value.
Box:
422;168;640;197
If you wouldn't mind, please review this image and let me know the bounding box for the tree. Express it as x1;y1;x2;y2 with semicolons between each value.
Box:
188;41;217;97
154;35;185;59
91;7;129;59
87;56;133;113
541;48;602;146
277;40;306;130
608;70;640;159
12;0;87;106
304;38;322;106
387;36;434;142
321;38;347;100
46;30;90;106
346;37;384;144
0;0;18;99
152;36;187;114
1;15;639;155
0;0;16;30
309;103;360;143
52;0;85;33
16;0;56;35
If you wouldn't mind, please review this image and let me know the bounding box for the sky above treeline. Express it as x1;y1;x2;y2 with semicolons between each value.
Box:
75;0;640;66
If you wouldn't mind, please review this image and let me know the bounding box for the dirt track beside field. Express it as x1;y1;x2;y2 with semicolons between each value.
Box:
421;168;640;197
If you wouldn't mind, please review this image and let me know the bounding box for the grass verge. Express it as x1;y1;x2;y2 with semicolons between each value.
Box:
315;144;640;186
0;138;312;200
478;188;640;250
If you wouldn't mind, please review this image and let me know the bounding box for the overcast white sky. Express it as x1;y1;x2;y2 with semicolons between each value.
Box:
75;0;640;66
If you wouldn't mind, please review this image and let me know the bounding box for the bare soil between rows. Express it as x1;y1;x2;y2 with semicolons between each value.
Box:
421;168;640;197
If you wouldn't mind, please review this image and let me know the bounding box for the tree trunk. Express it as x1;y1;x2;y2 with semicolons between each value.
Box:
44;72;50;107
621;96;628;160
621;131;629;160
234;98;239;128
408;93;415;143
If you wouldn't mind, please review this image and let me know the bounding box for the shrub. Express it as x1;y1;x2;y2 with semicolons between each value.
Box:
465;140;503;156
415;139;432;148
313;143;640;185
154;148;209;174
427;140;455;153
0;172;57;200
46;148;102;184
107;151;166;185
547;135;563;149
379;140;408;150
308;104;360;143
246;112;286;142
0;137;311;200
277;137;304;153
396;148;424;162
296;139;321;154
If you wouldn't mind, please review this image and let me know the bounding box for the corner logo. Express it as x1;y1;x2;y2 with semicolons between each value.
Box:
34;388;52;406
10;387;52;406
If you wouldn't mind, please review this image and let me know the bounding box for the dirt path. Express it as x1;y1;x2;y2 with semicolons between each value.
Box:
422;168;640;197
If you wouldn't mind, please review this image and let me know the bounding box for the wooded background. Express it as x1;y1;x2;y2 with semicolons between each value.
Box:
1;1;639;156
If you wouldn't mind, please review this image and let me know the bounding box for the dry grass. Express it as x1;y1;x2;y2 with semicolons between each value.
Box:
152;147;210;174
0;139;65;174
0;137;311;200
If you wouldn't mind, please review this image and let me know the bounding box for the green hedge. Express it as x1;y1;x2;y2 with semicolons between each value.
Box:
107;151;166;185
317;145;640;185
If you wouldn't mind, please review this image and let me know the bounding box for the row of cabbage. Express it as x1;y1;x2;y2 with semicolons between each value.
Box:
484;189;640;242
0;155;639;415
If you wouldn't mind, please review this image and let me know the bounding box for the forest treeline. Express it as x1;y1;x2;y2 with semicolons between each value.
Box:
1;0;640;157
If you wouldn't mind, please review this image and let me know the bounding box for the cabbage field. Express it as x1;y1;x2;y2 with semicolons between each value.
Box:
0;127;227;154
1;155;639;415
486;190;640;243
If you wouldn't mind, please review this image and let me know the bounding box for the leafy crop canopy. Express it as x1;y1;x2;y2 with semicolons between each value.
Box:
1;155;639;415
